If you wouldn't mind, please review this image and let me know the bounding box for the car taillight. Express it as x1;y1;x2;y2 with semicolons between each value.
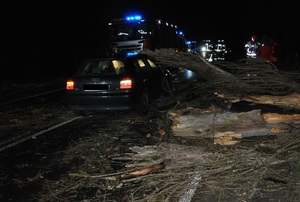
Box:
120;77;132;89
66;80;75;90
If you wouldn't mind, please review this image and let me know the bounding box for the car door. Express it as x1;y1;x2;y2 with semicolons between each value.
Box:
139;56;164;100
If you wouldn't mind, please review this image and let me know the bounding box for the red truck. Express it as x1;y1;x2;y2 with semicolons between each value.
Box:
106;14;187;56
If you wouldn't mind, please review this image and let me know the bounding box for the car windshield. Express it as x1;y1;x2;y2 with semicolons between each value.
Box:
108;23;149;41
78;59;125;75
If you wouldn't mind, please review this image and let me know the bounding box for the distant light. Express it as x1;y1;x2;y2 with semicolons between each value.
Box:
125;15;142;21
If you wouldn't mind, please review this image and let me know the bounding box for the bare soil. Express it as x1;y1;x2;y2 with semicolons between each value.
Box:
27;103;300;202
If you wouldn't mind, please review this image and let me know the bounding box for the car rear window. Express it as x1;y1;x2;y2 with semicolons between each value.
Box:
79;59;125;75
112;60;125;74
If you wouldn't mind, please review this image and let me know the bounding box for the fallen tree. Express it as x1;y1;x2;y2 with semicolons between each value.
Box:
141;48;300;146
141;48;300;95
142;49;248;94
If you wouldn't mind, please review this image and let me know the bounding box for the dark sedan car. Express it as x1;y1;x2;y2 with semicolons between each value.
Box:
66;53;171;115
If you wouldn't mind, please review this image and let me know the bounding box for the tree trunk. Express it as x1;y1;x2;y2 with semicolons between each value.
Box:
168;107;300;142
141;48;300;95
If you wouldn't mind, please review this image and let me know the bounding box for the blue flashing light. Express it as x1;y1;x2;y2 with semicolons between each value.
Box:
125;15;142;21
126;52;139;57
178;31;184;36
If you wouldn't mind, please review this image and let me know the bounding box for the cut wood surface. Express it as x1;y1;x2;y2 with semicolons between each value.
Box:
168;108;270;138
216;93;300;110
168;107;300;139
121;164;164;179
263;113;300;124
213;131;242;145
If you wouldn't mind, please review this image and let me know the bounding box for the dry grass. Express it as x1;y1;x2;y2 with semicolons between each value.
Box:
33;120;300;201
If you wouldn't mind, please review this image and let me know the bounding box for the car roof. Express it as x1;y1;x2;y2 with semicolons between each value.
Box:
113;53;148;59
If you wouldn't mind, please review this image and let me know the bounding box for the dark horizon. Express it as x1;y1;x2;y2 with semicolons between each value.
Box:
2;1;300;81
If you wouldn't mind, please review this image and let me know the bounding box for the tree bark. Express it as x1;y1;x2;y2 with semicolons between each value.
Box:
168;107;300;140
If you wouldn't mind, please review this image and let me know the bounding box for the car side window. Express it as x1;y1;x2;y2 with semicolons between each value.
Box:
137;59;148;72
137;59;146;67
132;59;141;73
147;59;158;69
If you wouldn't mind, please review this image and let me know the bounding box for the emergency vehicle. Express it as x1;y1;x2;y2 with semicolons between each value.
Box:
198;39;227;62
213;39;227;61
106;14;187;56
199;39;214;62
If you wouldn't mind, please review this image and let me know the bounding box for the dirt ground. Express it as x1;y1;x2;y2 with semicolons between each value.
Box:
29;101;300;202
1;63;300;201
4;95;297;202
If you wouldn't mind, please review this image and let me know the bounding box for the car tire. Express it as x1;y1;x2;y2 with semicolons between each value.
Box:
137;89;149;115
162;76;173;94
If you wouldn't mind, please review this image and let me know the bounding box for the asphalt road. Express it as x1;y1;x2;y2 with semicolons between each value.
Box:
0;79;172;201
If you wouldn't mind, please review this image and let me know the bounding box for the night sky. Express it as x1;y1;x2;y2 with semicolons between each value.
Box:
2;1;300;81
